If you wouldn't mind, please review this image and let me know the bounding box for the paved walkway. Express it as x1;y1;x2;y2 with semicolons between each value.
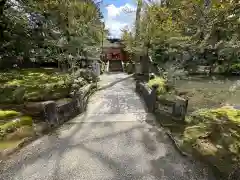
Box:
0;73;216;180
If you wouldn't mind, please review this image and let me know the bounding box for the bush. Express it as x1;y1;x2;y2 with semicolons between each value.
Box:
148;76;166;94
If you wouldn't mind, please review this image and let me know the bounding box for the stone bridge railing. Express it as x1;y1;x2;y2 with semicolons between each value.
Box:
135;80;188;121
42;83;97;126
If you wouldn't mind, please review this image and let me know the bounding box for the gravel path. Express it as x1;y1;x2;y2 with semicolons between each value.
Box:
0;73;216;180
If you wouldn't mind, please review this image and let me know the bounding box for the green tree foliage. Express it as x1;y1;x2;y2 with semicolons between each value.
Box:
0;0;106;69
122;0;240;73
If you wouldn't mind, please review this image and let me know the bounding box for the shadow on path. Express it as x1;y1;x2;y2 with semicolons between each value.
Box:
98;74;133;91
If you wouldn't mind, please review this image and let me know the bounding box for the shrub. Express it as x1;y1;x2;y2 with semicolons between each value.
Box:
148;77;166;94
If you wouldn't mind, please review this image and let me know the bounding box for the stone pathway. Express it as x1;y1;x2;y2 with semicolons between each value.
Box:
0;73;216;180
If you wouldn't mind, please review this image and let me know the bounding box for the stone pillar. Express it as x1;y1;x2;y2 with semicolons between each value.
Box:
135;80;140;93
148;84;158;113
42;101;59;126
172;97;188;121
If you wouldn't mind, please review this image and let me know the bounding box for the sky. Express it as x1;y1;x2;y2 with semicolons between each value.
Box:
100;0;137;38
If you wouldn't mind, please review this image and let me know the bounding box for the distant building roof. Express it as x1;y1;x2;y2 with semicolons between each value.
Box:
107;38;122;43
103;38;125;48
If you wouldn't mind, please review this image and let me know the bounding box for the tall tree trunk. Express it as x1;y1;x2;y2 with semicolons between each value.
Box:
0;0;7;40
134;0;143;75
135;0;142;42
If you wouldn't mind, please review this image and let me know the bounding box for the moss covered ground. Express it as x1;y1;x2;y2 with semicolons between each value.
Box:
0;109;34;151
182;107;240;176
0;68;72;104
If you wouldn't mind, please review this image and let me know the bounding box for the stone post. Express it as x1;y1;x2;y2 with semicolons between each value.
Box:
42;101;59;127
148;84;158;113
135;80;140;93
172;96;188;121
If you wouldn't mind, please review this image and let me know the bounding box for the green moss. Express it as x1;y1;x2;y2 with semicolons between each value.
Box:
19;116;33;126
181;107;240;175
186;107;240;124
183;124;211;143
210;107;240;123
0;140;21;150
194;139;218;156
0;110;21;119
148;77;166;94
0;68;72;103
5;126;34;141
0;116;33;135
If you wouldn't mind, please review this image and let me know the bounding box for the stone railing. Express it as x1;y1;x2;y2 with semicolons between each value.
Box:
136;80;188;121
42;83;97;126
21;83;97;128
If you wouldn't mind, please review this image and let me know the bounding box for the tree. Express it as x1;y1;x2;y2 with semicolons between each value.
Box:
0;0;106;70
122;0;240;74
